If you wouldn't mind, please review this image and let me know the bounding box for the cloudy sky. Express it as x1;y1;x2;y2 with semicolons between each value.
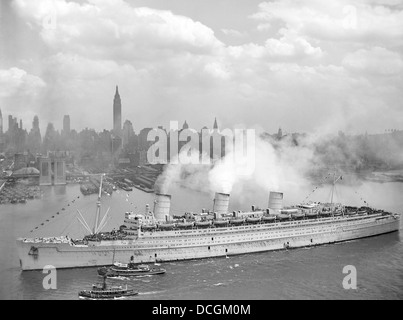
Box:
0;0;402;135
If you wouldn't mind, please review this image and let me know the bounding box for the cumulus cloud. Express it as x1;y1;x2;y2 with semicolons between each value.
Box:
0;67;46;127
342;47;403;75
14;0;224;59
0;67;46;98
221;28;246;38
251;0;403;45
2;0;402;134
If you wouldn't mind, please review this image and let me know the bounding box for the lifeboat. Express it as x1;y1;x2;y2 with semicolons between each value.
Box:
277;214;290;221
305;212;318;218
195;220;212;228
141;225;156;231
319;211;332;217
213;220;229;226
261;215;276;222
176;221;195;228
229;218;244;225
291;213;305;220
158;223;176;229
246;216;261;223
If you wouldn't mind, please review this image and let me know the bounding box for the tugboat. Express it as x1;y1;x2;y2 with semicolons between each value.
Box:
78;275;138;300
98;256;166;278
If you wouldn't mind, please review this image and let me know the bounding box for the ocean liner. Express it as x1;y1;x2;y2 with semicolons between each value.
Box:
16;175;400;271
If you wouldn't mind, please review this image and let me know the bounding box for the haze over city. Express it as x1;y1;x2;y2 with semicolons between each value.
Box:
1;0;403;135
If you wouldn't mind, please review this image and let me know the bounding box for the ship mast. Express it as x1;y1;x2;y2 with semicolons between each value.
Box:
330;172;342;212
76;173;111;236
94;174;105;234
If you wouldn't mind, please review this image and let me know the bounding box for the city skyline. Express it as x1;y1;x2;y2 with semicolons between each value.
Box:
1;0;402;135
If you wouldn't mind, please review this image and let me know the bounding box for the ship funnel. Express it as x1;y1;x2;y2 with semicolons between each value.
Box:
153;194;171;221
213;192;230;216
268;192;283;212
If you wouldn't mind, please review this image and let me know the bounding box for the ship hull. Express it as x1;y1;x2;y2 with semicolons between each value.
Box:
17;214;400;270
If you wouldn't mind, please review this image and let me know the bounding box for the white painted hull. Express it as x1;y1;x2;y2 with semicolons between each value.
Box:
17;213;400;270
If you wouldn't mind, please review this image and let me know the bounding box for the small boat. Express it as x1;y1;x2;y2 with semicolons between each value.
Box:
229;218;244;225
195;220;212;228
261;215;276;222
305;212;318;218
141;225;157;231
78;275;138;299
291;213;305;219
319;211;332;217
246;217;261;223
213;219;229;226
176;221;194;228
277;214;290;221
98;262;166;277
158;223;176;229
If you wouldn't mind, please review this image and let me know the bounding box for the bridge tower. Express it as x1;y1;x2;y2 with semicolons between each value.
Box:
39;157;52;186
39;152;67;186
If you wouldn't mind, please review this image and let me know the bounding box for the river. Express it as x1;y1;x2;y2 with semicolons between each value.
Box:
0;180;402;299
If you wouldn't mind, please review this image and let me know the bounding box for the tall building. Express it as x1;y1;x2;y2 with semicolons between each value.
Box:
113;85;122;137
213;117;218;130
27;116;42;153
32;116;38;129
8;115;17;133
277;127;283;139
122;119;134;147
0;108;3;134
63;115;71;135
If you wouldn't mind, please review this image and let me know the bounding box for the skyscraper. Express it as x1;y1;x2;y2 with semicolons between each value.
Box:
122;119;134;147
8;115;17;133
113;85;122;137
63;115;70;135
28;115;42;153
32;115;40;132
213;117;218;130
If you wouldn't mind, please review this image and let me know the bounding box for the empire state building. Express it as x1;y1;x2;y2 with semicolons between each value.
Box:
113;85;122;137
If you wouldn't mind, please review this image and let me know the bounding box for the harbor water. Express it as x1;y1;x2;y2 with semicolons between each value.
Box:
0;180;402;300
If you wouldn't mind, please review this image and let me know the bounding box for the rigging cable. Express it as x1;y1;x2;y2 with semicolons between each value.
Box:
302;172;332;203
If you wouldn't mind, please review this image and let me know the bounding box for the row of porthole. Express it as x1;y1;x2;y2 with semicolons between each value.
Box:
139;222;362;239
140;228;331;244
